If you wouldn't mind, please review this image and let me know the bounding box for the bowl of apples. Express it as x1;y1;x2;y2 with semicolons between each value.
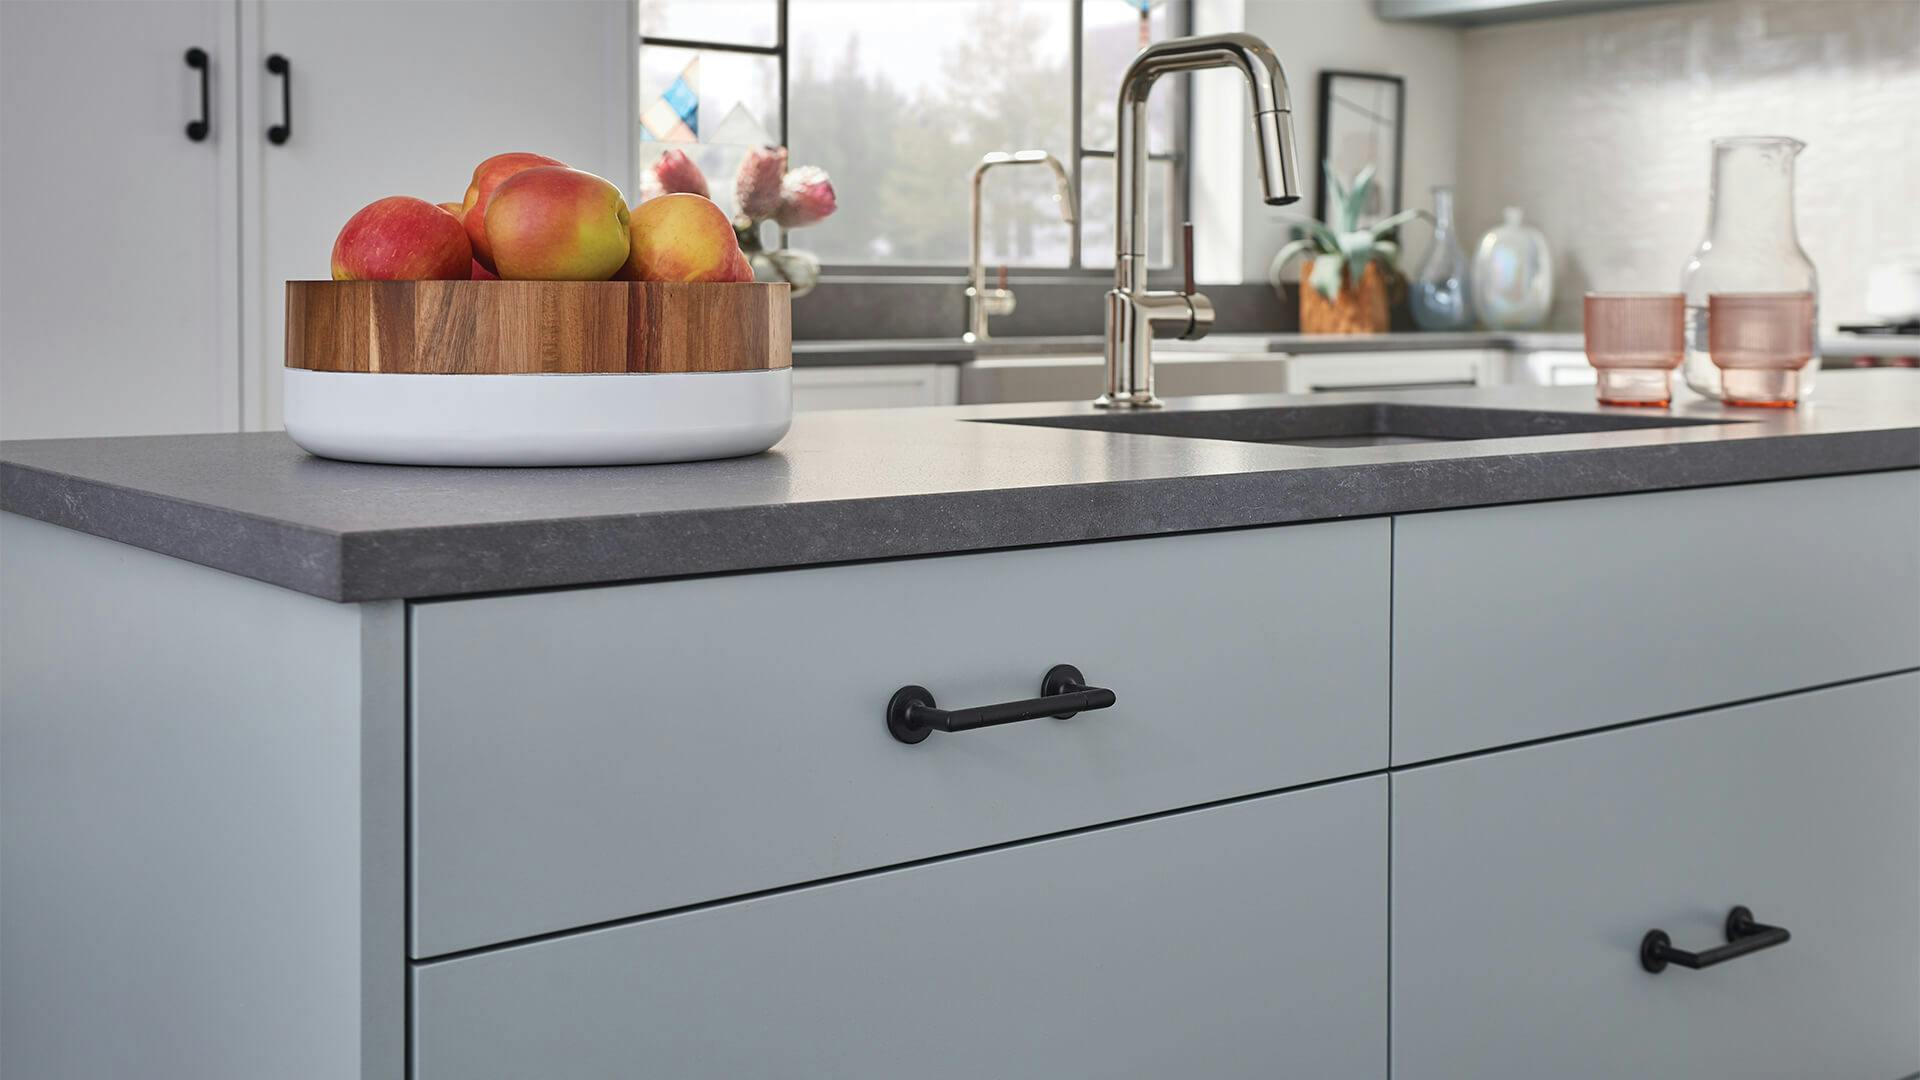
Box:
284;153;790;467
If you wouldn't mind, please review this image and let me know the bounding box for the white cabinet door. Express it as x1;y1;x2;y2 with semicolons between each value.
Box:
792;364;960;410
1278;348;1504;393
1;1;240;439
243;1;633;428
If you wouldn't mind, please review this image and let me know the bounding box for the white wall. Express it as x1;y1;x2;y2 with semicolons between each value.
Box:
1459;0;1920;330
1198;0;1466;284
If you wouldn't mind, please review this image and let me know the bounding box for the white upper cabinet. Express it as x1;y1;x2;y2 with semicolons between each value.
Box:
1;1;240;440
1;1;635;438
243;0;634;429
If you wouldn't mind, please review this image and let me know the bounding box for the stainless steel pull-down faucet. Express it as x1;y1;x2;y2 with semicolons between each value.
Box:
965;151;1077;343
1097;32;1301;408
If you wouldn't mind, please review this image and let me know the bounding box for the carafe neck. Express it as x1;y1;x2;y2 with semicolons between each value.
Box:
1430;186;1457;240
1707;138;1803;250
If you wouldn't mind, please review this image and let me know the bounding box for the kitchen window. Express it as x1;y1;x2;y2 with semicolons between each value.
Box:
638;0;1191;273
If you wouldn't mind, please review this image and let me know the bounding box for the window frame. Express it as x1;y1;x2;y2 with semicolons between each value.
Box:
638;0;1194;280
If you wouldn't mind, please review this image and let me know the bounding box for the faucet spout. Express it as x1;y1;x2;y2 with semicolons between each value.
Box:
965;150;1078;343
1099;32;1300;408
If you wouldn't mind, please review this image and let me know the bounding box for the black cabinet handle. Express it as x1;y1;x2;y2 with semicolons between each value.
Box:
887;664;1116;745
1641;906;1790;973
184;47;210;141
265;53;291;145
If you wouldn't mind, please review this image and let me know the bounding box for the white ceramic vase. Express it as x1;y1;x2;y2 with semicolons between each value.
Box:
1470;207;1553;330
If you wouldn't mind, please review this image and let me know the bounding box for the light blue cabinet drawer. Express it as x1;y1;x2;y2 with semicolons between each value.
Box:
410;520;1389;957
1392;470;1920;763
413;777;1388;1080
1393;673;1920;1079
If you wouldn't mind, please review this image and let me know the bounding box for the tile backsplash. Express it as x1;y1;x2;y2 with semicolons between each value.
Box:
1458;0;1920;331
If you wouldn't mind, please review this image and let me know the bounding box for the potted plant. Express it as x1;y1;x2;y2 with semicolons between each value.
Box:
1267;163;1424;334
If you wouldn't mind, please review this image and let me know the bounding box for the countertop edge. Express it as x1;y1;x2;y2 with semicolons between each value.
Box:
0;460;351;602
347;430;1918;603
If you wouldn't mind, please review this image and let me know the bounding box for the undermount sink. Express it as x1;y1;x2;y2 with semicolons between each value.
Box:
982;402;1737;449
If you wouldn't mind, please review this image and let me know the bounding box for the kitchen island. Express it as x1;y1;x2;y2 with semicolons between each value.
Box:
3;375;1917;1079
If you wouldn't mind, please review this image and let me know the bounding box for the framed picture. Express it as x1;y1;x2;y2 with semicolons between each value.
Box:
1315;70;1406;229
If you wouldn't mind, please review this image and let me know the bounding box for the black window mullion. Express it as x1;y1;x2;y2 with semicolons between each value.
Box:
1069;0;1085;271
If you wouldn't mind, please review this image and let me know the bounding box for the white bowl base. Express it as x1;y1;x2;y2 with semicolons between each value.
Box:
284;368;792;467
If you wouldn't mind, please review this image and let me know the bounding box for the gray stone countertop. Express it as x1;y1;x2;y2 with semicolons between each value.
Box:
3;374;1917;603
795;331;1911;365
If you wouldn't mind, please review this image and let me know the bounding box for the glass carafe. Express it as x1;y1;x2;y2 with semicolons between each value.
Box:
1681;137;1820;400
1410;186;1473;331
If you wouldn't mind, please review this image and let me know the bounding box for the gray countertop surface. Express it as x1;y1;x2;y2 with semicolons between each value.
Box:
3;373;1917;602
795;331;1916;365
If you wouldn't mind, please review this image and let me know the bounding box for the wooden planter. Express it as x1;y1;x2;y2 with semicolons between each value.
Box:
285;280;791;374
282;280;793;467
1299;259;1390;335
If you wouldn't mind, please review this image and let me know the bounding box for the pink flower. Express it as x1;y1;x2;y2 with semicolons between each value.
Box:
735;145;789;223
774;166;837;229
635;169;663;205
651;149;709;199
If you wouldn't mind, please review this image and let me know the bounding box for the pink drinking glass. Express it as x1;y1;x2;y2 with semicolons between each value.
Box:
1709;292;1816;407
1584;293;1685;406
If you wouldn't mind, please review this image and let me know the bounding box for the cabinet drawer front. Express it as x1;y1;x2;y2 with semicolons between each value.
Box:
1392;470;1920;763
410;521;1388;957
414;778;1387;1080
1392;673;1920;1080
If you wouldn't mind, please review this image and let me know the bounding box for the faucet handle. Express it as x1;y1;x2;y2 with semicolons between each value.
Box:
1182;221;1195;296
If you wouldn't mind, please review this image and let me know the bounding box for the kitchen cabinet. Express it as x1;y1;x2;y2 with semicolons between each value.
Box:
3;466;1917;1079
1393;674;1919;1079
1393;470;1920;763
413;779;1388;1080
793;362;960;410
0;1;633;438
0;0;240;440
409;520;1387;955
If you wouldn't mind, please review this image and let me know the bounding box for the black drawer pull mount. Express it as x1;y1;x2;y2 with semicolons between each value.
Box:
1640;906;1790;974
265;53;292;144
887;664;1116;745
184;48;210;141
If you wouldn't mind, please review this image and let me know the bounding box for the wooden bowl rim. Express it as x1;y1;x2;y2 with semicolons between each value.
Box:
285;278;792;375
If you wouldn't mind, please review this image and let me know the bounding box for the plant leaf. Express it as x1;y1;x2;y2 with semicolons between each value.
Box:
1308;253;1346;302
1366;207;1431;239
1266;237;1317;298
1372;239;1400;268
1336;229;1376;288
1278;214;1341;254
1344;165;1376;233
1322;160;1346;216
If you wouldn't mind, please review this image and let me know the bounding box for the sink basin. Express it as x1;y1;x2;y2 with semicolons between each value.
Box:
982;402;1736;449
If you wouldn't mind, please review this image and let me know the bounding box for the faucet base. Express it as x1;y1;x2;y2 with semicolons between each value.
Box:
1093;391;1164;410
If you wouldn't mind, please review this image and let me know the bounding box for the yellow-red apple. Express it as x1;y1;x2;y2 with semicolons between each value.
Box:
330;196;471;281
461;151;564;271
438;201;466;222
484;167;630;281
622;193;753;283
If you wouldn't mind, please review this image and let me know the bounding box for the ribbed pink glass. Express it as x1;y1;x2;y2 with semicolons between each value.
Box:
1584;293;1685;406
1708;292;1816;407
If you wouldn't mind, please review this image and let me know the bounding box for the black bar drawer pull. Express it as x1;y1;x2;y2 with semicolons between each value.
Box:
265;54;291;144
1641;906;1790;973
184;48;210;141
887;664;1116;745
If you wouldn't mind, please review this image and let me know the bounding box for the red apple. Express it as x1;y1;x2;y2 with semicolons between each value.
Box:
461;151;564;272
470;260;497;281
485;167;630;281
437;201;466;222
622;192;753;283
330;196;470;281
